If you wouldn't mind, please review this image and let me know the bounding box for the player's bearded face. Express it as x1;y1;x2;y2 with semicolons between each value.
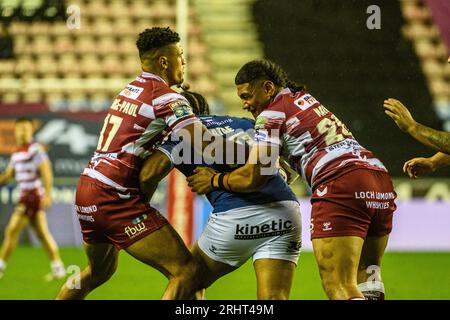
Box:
237;82;272;118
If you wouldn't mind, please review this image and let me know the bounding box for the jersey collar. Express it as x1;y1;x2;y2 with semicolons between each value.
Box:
273;88;291;103
140;71;167;84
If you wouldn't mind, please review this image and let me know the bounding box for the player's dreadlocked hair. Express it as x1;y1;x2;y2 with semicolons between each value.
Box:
136;27;180;58
235;59;305;93
181;90;210;115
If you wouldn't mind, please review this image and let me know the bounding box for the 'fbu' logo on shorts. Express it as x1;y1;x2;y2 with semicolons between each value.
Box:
124;222;147;239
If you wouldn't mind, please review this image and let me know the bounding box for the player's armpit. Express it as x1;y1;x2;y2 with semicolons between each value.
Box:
140;150;173;199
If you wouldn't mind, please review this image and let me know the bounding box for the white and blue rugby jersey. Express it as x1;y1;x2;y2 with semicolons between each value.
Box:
158;115;298;213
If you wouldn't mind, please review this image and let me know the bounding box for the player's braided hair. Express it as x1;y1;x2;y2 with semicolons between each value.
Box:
136;27;180;58
235;59;305;92
181;90;210;115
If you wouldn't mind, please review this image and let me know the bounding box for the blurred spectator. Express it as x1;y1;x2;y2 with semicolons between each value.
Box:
0;23;14;59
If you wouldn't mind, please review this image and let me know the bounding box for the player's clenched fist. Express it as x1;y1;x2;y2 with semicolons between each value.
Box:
383;98;416;133
403;157;437;179
187;166;217;194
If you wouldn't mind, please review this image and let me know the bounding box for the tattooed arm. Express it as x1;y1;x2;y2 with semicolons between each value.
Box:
384;98;450;154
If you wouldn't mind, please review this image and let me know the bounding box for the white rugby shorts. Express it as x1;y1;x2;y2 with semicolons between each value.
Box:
197;200;302;267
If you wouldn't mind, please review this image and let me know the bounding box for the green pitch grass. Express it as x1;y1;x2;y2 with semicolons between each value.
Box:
1;247;450;300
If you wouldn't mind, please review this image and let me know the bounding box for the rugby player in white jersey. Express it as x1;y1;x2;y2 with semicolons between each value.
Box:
188;60;397;300
0;118;65;280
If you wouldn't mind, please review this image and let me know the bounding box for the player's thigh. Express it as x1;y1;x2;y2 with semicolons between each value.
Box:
312;236;364;282
84;241;119;278
124;224;196;279
4;205;29;235
254;258;296;299
191;243;237;288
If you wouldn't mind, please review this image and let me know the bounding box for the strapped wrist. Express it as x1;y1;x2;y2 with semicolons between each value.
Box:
210;173;220;189
211;173;232;192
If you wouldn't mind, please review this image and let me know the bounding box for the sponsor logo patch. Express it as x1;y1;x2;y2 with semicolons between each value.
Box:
234;219;292;240
169;101;193;118
124;222;148;239
286;240;302;253
119;85;143;100
132;214;148;224
294;94;319;110
322;222;332;231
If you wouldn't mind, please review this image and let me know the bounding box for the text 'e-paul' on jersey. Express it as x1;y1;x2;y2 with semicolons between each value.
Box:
83;71;198;193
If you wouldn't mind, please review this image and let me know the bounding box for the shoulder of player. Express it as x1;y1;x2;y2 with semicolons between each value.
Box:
29;142;48;156
152;90;190;109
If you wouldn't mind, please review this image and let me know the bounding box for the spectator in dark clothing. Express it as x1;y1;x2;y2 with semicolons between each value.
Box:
0;24;14;59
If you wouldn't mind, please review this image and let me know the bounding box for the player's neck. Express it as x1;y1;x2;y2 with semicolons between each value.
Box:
141;65;171;86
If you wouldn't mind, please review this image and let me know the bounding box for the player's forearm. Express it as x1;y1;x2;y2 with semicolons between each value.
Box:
38;160;53;199
139;151;172;197
42;167;53;197
408;123;450;154
0;173;9;185
224;163;268;193
0;167;13;185
429;152;450;169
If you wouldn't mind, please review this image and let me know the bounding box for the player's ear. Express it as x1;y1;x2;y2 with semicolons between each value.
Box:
262;80;276;96
158;56;168;69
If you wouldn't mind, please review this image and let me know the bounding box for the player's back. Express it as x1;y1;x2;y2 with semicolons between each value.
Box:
256;89;388;189
84;72;196;193
159;115;298;213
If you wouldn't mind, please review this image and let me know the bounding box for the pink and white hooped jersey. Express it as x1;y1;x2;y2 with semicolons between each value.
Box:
83;72;198;193
253;88;388;189
9;142;48;193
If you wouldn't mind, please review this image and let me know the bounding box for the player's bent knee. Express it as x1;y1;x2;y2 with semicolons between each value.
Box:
89;263;117;288
4;224;21;238
172;259;203;290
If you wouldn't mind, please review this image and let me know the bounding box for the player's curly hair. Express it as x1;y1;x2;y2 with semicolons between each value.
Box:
235;59;305;92
181;90;210;115
136;27;180;58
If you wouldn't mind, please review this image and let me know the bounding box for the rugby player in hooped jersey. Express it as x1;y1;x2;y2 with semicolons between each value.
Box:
188;60;397;300
56;27;225;300
0;118;65;280
140;90;302;300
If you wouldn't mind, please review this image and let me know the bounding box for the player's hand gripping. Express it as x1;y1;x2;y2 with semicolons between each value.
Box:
383;98;416;133
187;166;218;194
403;157;436;179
